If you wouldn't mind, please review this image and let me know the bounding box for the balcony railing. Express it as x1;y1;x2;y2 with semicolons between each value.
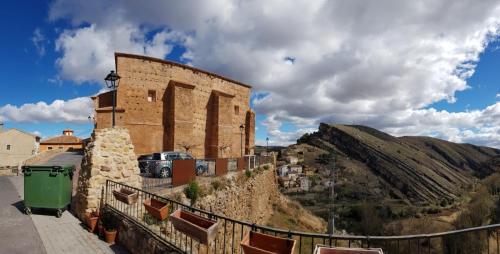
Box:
104;179;500;254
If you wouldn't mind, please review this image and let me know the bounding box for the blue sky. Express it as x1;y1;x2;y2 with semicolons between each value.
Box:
1;1;500;148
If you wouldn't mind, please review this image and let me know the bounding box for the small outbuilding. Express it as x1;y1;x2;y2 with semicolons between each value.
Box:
39;129;83;152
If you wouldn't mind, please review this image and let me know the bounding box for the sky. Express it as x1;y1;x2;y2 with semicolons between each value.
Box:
0;0;500;148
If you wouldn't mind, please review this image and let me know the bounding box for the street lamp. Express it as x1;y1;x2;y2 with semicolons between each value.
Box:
266;137;269;153
104;70;121;127
239;124;245;157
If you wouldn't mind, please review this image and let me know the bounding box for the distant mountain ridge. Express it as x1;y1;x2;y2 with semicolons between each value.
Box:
297;123;500;204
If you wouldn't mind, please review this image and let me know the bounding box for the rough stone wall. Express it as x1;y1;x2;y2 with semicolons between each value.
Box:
112;215;178;254
73;127;142;220
196;167;280;224
93;53;255;158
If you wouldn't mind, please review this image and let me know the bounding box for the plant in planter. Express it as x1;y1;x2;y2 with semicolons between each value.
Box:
101;212;118;244
85;210;99;233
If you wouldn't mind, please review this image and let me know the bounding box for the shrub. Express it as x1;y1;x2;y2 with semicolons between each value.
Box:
143;213;156;225
357;202;384;235
184;180;201;205
245;169;252;178
211;179;229;191
263;165;270;170
443;187;495;253
101;212;117;231
211;180;222;190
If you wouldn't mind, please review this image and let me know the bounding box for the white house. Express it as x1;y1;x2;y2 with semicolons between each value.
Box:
300;177;311;191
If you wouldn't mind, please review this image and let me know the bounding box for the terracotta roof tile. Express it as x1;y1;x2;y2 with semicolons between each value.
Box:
41;135;82;144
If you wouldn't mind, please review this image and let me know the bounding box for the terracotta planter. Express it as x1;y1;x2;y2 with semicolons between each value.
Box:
143;198;169;221
241;231;296;254
85;212;99;233
113;188;138;205
169;209;219;245
104;229;117;244
313;245;384;254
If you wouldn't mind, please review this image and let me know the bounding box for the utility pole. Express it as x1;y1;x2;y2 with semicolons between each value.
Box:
327;150;336;235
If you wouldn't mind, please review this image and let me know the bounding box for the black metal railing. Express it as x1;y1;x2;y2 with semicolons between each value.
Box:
140;172;172;189
105;179;500;254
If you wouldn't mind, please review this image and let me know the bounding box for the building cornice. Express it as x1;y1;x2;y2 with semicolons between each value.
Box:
115;52;252;89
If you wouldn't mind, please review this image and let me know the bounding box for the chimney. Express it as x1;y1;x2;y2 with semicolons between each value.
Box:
63;129;74;136
0;122;3;132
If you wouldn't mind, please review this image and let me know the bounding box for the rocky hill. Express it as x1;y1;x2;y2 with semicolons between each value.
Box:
294;123;500;205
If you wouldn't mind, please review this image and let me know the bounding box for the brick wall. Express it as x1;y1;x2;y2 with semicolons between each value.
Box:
93;53;255;159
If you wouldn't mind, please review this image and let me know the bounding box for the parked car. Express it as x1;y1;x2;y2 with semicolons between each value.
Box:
138;154;154;173
150;151;208;178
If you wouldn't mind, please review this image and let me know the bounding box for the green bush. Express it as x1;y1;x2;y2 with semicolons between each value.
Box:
443;187;495;253
184;180;201;205
245;169;252;178
263;165;270;170
101;212;117;231
143;213;157;225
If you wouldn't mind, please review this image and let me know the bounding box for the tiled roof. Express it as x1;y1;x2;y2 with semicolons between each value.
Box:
41;135;82;144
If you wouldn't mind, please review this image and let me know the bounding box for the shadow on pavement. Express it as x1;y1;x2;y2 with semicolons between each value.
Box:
11;200;25;214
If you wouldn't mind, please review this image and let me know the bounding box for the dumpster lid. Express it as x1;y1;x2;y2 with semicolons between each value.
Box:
22;165;74;171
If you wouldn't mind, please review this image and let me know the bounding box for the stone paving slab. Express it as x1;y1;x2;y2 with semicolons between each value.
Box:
8;176;129;254
0;176;46;254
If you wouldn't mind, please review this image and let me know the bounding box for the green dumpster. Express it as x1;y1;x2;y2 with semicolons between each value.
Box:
22;165;74;218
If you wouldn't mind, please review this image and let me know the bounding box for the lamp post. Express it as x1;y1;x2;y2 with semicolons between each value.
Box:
104;70;121;127
239;124;245;157
266;137;269;153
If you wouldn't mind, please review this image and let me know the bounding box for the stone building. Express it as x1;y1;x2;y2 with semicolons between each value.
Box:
39;129;83;152
92;53;255;158
0;126;40;166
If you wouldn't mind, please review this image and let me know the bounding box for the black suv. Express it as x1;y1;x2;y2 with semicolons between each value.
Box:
138;154;154;173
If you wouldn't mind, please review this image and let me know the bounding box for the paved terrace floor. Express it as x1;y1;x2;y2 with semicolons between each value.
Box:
0;176;45;254
0;152;129;254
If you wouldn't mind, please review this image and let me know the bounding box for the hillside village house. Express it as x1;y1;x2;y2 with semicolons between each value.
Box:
92;53;255;158
0;124;40;167
39;129;83;152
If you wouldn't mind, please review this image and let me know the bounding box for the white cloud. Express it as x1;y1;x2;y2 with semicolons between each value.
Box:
48;0;500;147
54;24;178;84
496;93;500;98
0;97;93;123
32;28;46;57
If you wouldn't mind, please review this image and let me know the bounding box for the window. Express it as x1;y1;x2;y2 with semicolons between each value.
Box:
152;153;162;160
6;145;11;150
147;90;157;102
48;147;53;150
234;105;240;115
180;153;193;160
